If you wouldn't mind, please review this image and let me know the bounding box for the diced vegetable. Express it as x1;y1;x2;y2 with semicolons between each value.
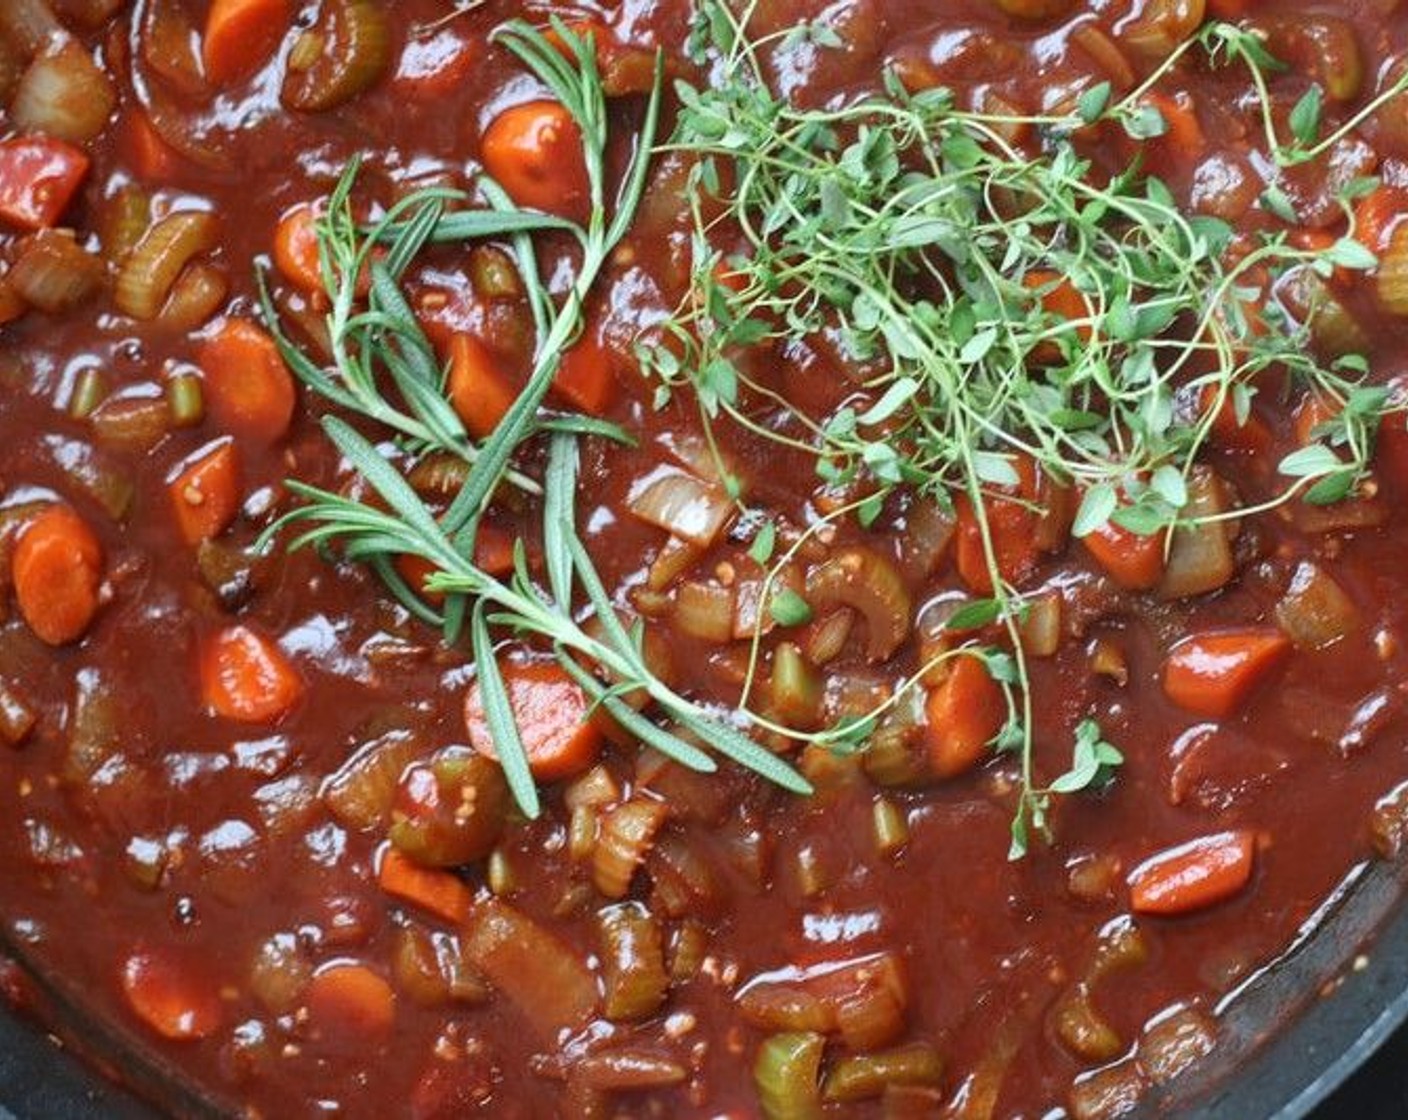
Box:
282;0;392;112
0;137;89;230
481;100;590;219
0;678;37;747
8;230;104;313
388;748;508;867
378;847;474;924
115;211;221;320
445;331;518;440
168;439;242;545
754;1032;825;1120
462;898;599;1041
923;655;1005;779
323;731;425;830
1080;514;1165;591
120;949;223;1041
594;796;669;898
13;505;103;646
552;335;616;415
305;961;396;1041
1128;830;1256;916
627;465;734;549
1161;629;1291;718
200;625;305;723
202;0;291;86
954;456;1044;594
199;319;297;443
805;546;912;661
1157;468;1234;600
464;659;603;782
822;1042;944;1102
597;901;670;1021
1274;561;1360;650
11;38;116;143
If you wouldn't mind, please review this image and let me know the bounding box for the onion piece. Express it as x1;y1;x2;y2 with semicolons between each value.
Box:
90;394;171;452
323;731;424;830
157;261;228;331
140;0;208;100
1158;467;1234;600
1017;592;1062;658
7;230;104;313
647;533;703;592
806;546;912;662
1378;223;1408;317
673;579;735;642
11;38;116;142
1274;561;1360;649
1116;0;1205;64
803;608;854;664
627;465;734;548
282;0;392;113
0;0;64;58
115;210;220;320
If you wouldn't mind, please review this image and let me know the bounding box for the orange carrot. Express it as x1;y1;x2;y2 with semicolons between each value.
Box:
120;949;223;1041
377;847;474;925
1292;392;1337;447
923;654;1006;779
305;962;396;1041
272;202;324;294
464;660;603;782
1353;184;1408;256
394;525;516;603
168;439;242;545
446;331;519;439
124;111;179;182
199;318;297;443
954;454;1042;594
1141;91;1205;159
1162;628;1291;718
201;624;304;724
1129;830;1256;916
202;0;291;86
1198;383;1272;455
551;335;616;415
1080;515;1165;591
13;505;103;646
1023;268;1093;364
481;100;590;220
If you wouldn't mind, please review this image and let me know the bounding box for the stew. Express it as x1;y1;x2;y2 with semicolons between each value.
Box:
2;0;1408;1117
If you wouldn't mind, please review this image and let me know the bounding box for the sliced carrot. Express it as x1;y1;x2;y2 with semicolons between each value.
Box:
272;202;324;295
1081;514;1165;591
305;962;396;1042
446;331;519;439
202;0;291;86
1198;383;1272;455
1353;184;1408;257
481;100;590;220
120;949;223;1041
395;525;516;604
551;334;616;415
1023;269;1092;364
1141;91;1205;159
377;847;474;925
199;318;297;443
954;454;1043;594
1128;830;1256;916
923;654;1006;779
201;624;304;724
1162;628;1291;719
168;439;242;545
124;111;179;181
464;660;602;782
392;25;477;101
13;505;103;646
0;137;90;231
1292;392;1337;448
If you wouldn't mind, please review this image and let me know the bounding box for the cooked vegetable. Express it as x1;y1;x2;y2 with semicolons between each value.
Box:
168;439;242;544
594;796;668;898
482;100;590;219
924;655;1005;779
200;625;305;723
202;0;291;86
822;1043;944;1102
199;319;297;443
1128;830;1257;916
115;212;220;321
305;962;396;1041
13;504;103;646
1162;629;1291;718
754;1032;825;1120
120;950;224;1041
11;38;116;143
464;660;604;783
597;901;670;1021
282;0;391;112
0;136;89;231
377;848;474;924
388;748;509;867
8;230;103;313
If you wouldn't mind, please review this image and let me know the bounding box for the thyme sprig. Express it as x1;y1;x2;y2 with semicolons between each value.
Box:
261;19;811;816
652;1;1395;854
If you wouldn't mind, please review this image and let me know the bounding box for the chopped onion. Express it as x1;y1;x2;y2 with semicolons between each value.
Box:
733;561;804;640
647;533;703;592
115;210;220;320
1117;0;1206;64
90;394;171;452
1072;25;1135;91
11;37;115;142
673;579;735;642
627;465;734;548
7;230;104;314
803;607;854;665
897;496;956;581
0;0;63;59
1276;267;1370;357
323;731;424;830
806;546;912;662
1274;560;1359;649
1017;591;1062;658
282;0;392;113
1158;467;1234;600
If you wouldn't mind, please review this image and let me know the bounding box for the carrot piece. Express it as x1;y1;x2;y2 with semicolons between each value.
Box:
120;949;223;1041
199;318;297;443
377;847;474;925
392;25;477;101
395;525;516;603
481;100;590;220
1292;392;1337;448
464;660;603;782
1162;628;1291;719
201;624;304;724
551;335;616;415
1128;830;1257;916
1023;269;1092;364
954;454;1042;594
923;654;1006;779
1080;515;1165;591
0;137;90;231
1141;91;1205;159
202;0;291;86
1198;384;1272;455
1353;184;1408;256
13;505;103;646
272;202;324;295
124;111;179;181
306;962;396;1042
446;331;519;440
168;439;242;545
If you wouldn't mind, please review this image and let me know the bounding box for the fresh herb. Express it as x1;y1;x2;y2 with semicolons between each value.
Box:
1013;720;1125;860
261;19;811;816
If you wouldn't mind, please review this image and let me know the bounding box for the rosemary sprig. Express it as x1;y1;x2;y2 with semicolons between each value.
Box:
261;18;810;817
651;0;1395;855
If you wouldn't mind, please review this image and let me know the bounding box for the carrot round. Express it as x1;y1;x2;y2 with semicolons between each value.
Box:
446;331;519;439
169;439;242;545
272;202;324;294
464;660;602;782
199;318;296;443
306;962;396;1042
201;624;304;723
1129;830;1256;916
1081;516;1165;591
1162;628;1291;719
377;847;473;925
923;654;1006;779
481;100;589;219
1140;92;1204;158
120;949;223;1041
13;505;103;646
202;0;292;86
